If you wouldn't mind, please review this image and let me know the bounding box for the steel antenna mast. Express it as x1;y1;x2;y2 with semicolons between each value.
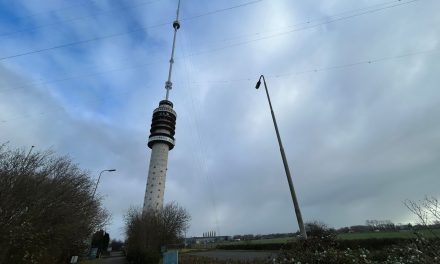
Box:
143;0;180;212
165;0;181;100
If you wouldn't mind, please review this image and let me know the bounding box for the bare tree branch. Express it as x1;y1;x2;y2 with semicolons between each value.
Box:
0;144;109;264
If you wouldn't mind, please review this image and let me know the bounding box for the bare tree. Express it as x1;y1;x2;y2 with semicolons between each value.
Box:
124;202;190;264
110;239;124;251
404;196;440;260
0;145;109;264
365;219;395;231
405;196;440;233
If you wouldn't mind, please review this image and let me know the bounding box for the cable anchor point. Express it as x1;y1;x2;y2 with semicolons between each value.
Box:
165;81;173;91
173;20;180;30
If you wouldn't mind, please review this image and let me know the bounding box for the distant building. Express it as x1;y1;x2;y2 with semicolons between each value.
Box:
185;236;232;246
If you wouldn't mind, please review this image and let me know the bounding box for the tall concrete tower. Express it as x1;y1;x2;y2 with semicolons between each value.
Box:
143;0;181;212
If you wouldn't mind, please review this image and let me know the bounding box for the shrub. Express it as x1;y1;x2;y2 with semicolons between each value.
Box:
124;202;190;264
0;145;109;264
276;221;440;264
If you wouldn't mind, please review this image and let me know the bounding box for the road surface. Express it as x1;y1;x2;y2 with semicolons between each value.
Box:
189;250;276;261
101;251;127;264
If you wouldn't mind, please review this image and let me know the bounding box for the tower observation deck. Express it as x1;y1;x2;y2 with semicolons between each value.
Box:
143;0;180;212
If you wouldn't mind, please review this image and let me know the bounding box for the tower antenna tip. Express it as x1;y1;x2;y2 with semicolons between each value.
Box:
164;0;181;100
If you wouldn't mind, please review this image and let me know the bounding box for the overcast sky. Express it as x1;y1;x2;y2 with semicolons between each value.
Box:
1;0;439;240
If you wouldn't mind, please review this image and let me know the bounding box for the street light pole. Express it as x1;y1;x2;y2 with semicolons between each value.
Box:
255;75;307;239
87;169;116;258
22;145;35;171
25;145;35;161
92;169;116;198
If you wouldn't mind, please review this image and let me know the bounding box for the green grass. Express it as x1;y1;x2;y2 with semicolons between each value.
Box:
216;237;293;246
337;230;414;240
338;229;440;240
213;228;440;246
230;237;295;245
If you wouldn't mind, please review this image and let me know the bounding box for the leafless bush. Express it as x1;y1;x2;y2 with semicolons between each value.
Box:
124;202;190;264
404;196;440;261
0;145;109;264
405;196;440;230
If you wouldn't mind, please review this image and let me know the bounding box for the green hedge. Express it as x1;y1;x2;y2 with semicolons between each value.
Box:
216;238;411;251
216;243;284;250
336;238;410;250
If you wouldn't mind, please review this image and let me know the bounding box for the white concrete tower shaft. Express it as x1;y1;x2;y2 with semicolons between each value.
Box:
143;0;181;212
143;101;177;211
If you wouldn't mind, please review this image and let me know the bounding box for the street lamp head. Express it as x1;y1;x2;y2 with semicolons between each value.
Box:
255;75;264;89
93;169;117;198
255;80;261;89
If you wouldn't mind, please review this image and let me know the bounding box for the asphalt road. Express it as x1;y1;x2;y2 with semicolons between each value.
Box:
101;250;276;263
101;251;127;264
189;250;277;261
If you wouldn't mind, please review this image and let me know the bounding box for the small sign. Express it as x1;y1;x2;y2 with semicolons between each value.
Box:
89;248;98;259
161;245;167;253
70;256;78;263
163;250;178;264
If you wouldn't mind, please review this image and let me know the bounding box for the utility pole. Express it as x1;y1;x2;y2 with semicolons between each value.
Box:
255;75;307;239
